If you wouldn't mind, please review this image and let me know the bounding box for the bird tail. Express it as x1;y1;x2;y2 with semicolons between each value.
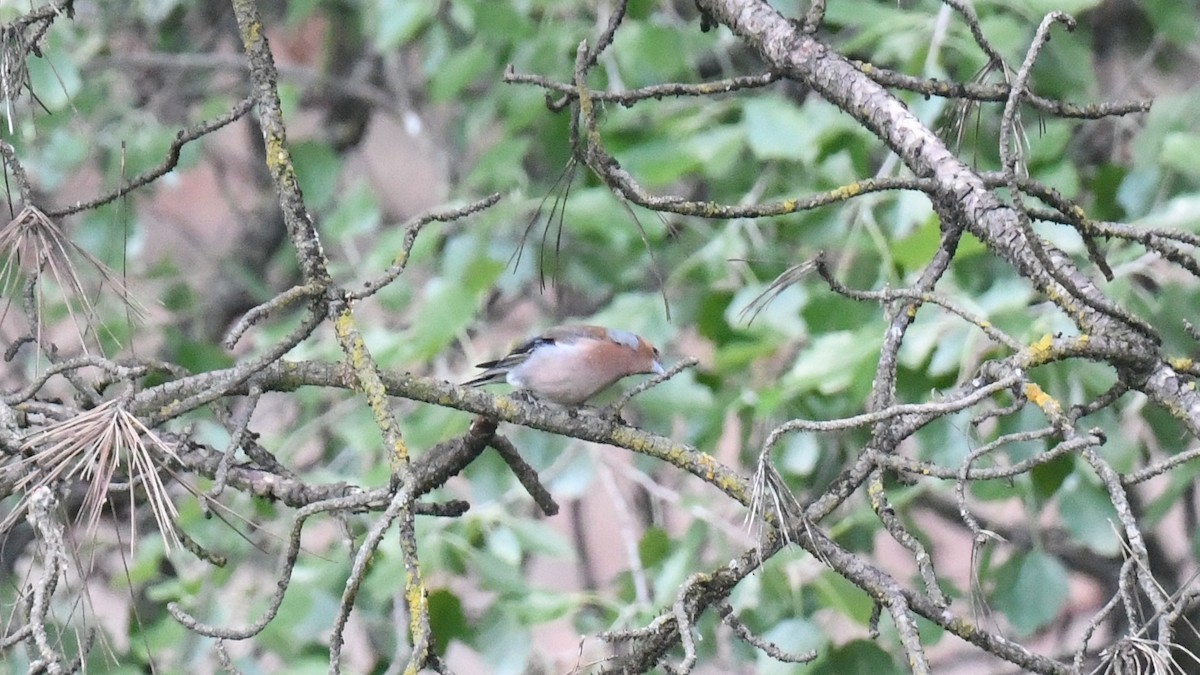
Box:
463;350;532;387
462;369;506;387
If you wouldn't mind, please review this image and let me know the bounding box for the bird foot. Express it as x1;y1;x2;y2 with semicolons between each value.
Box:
510;390;539;406
597;404;627;425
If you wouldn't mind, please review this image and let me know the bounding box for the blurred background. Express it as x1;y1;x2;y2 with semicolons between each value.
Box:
2;0;1200;672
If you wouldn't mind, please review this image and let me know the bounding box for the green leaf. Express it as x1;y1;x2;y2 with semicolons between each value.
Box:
889;190;936;240
129;614;194;666
652;545;697;606
474;547;530;594
261;586;341;647
559;188;637;248
428;589;470;652
508;519;575;559
1144;460;1200;525
612;23;689;87
167;333;234;372
811;570;874;624
487;525;523;565
37;127;91;188
636;368;716;424
1144;0;1199;45
474;3;533;42
387;235;504;363
417;524;470;577
639;527;671;568
429;42;491;102
285;0;324;24
911;411;974;467
26;46;82;112
509;589;577;623
1012;0;1102;17
726;282;808;337
742;98;818;163
811;640;897;674
780;431;822;476
324;181;381;240
970;478;1021;503
649;524;706;605
787;328;881;395
619;137;702;187
683;125;746;178
464;136;532;191
927;324;971;377
546;449;597;499
291;140;341;211
1058;475;1121;556
370;0;435;49
989;550;1069;636
1029;451;1074;504
895;217;988;272
474;606;532;675
1160;132;1200;181
1035;161;1081;202
588;293;671;340
713;335;786;373
1027;121;1073;166
1087;164;1128;221
755;618;824;674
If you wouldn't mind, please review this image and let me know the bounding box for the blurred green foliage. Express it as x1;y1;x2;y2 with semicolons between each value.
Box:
3;0;1200;672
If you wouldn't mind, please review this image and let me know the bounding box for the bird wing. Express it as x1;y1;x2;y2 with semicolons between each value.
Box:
463;333;557;386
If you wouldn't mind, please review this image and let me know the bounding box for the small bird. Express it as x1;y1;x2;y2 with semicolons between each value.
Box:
465;325;666;405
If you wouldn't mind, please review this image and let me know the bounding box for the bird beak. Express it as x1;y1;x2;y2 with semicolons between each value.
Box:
652;360;666;376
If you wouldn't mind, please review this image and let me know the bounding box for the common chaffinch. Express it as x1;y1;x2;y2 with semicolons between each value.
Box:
465;324;666;405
